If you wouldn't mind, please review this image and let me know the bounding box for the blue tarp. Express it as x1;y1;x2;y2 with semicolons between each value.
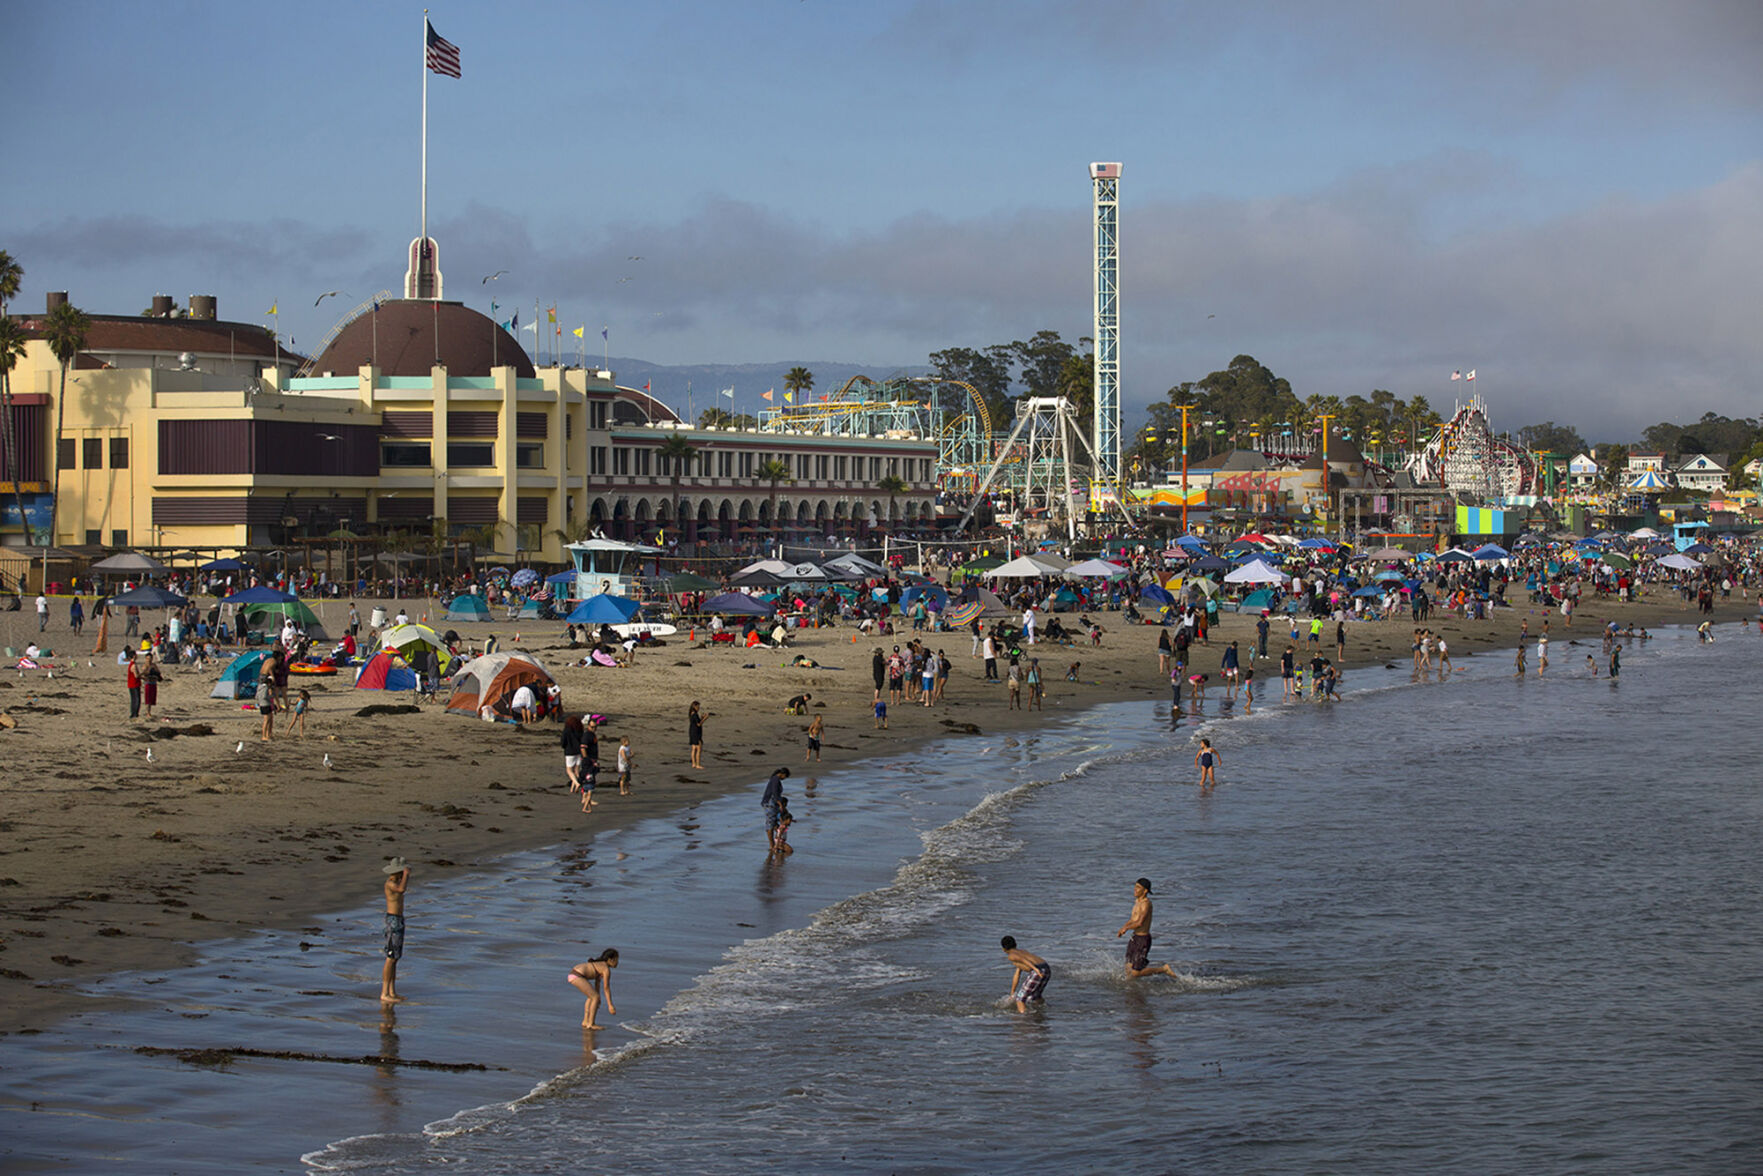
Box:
546;570;576;585
702;592;774;616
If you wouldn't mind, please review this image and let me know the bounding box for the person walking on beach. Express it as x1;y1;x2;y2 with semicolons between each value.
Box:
1007;656;1022;709
616;735;635;796
805;713;823;762
1255;613;1270;661
37;592;49;632
762;767;790;849
1515;639;1528;677
1335;621;1346;667
1025;658;1044;711
1117;877;1177;980
1536;632;1549;675
580;720;601;811
567;949;618;1029
1281;645;1296;698
1195;738;1220;790
562;713;586;792
69;594;84;635
687;701;705;770
983;632;999;682
381;858;410;1003
1000;936;1051;1013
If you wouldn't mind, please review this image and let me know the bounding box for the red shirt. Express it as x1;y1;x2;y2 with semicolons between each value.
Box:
127;662;140;689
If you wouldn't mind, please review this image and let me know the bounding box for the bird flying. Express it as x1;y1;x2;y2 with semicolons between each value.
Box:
315;291;346;306
483;270;509;283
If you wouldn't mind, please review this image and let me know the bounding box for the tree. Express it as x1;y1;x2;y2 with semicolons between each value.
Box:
697;407;756;429
928;346;1012;424
42;300;90;547
876;474;907;532
756;457;793;534
657;433;699;545
1516;421;1588;460
783;366;814;403
0;250;29;545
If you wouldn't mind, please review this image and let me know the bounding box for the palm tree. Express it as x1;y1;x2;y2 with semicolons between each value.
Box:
876;474;907;533
656;433;699;547
756;457;793;537
0;250;28;546
42;300;90;548
783;366;814;404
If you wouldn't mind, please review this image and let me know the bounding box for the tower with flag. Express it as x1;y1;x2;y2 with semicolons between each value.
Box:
406;15;460;301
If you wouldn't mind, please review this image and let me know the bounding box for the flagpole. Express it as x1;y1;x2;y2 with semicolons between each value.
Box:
420;10;428;260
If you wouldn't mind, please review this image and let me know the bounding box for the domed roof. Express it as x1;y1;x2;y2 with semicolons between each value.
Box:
312;300;533;378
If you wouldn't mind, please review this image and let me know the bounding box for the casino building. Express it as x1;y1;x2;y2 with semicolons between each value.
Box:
5;279;938;563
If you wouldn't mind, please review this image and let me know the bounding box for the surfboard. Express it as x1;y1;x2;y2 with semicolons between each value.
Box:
612;622;678;639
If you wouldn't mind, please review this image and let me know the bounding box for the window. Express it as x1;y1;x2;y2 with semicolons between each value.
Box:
516;443;545;469
447;442;495;468
590;402;608;429
835;455;848;480
109;437;130;469
57;438;75;469
869;456;881;481
85;529;101;545
718;450;733;477
815;455;828;480
111;529;128;547
636;448;651;476
83;438;103;469
381;442;432;468
591;447;607;475
613;447;630;475
740;451;754;477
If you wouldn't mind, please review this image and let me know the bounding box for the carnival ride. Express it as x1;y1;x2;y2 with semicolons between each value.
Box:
1406;395;1540;498
760;375;995;484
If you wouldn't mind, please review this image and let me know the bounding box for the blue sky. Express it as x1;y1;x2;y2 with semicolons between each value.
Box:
6;0;1760;441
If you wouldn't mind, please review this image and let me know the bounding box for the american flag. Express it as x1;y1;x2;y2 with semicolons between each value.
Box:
426;20;461;78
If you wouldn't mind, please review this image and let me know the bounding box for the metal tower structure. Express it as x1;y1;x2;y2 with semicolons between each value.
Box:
958;397;1130;540
1090;162;1122;504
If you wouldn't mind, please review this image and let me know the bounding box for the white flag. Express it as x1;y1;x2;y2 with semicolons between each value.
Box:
1465;369;1476;381
720;387;735;399
1451;370;1462;381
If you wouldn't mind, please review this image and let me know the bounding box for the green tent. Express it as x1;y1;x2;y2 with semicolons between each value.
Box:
661;572;719;592
242;598;327;639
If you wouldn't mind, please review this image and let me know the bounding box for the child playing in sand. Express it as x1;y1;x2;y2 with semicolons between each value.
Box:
287;688;310;737
616;735;634;796
567;949;619;1029
874;694;889;729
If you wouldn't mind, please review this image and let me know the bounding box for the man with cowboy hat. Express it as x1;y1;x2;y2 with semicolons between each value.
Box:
381;857;411;1003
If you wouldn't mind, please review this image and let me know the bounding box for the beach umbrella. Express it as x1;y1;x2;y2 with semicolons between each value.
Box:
1682;541;1714;555
986;554;1064;578
701;592;774;616
91;552;169;576
511;568;540;588
1065;558;1130;578
566;593;643;624
1629;526;1662;539
1656;553;1701;571
106;585;187;608
1600;552;1634;570
1373;569;1406;583
1351;585;1383;597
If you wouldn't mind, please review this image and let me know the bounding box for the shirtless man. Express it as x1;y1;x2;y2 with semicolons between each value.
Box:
381;858;411;1003
1116;877;1177;979
1000;936;1051;1013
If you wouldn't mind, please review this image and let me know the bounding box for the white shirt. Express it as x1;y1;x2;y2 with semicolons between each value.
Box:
511;685;536;711
983;636;996;659
37;595;48;614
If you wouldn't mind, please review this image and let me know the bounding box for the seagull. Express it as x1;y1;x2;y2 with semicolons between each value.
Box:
323;753;334;769
236;741;245;754
145;748;156;763
318;433;341;441
315;290;347;307
483;270;509;283
627;255;644;261
618;276;634;283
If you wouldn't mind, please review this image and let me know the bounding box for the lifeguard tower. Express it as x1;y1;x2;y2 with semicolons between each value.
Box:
565;539;651;601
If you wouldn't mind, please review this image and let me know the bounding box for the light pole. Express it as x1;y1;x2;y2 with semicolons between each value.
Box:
1316;413;1335;534
1179;404;1192;535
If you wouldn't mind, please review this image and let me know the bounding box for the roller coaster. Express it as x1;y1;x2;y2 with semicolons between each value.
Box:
759;375;996;485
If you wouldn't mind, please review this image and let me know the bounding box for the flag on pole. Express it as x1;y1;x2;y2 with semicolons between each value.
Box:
1465;369;1476;381
425;20;461;78
643;381;651;392
720;387;734;399
522;321;536;335
546;306;557;323
1450;370;1461;380
784;391;794;404
761;389;774;402
268;302;278;316
572;326;584;338
601;327;609;341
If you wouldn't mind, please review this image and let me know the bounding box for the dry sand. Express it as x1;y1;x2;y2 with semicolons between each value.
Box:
0;586;1743;1032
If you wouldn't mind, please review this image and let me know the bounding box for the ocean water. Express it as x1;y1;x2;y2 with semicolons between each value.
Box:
5;624;1761;1173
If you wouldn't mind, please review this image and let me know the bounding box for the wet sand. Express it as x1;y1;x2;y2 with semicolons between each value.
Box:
0;586;1744;1032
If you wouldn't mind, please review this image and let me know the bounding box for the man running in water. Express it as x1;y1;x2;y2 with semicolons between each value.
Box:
1117;877;1177;979
1000;936;1051;1012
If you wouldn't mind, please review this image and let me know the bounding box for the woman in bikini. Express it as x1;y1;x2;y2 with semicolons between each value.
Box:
567;949;619;1029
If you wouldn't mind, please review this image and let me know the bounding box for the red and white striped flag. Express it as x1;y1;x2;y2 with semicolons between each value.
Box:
426;20;461;78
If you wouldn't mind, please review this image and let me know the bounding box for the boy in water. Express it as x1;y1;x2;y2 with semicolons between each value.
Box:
1000;936;1051;1013
380;858;411;1003
616;735;635;796
1117;877;1178;980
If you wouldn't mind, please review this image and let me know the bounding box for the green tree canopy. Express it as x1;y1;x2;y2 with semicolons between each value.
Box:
1516;421;1588;458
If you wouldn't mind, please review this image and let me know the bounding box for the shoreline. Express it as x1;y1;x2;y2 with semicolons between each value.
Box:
0;589;1749;1033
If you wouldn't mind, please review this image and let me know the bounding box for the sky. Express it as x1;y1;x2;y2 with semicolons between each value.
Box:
5;0;1761;442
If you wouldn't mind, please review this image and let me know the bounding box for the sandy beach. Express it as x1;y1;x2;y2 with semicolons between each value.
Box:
0;586;1746;1033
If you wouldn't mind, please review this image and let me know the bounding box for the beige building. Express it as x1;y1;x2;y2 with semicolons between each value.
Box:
9;294;938;561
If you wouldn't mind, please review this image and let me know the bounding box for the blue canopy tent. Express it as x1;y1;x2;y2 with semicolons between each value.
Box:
106;585;189;608
1299;537;1337;550
1472;543;1510;561
566;594;643;624
445;594;492;622
211;651;270;699
546;570;576;585
199;557;250;572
